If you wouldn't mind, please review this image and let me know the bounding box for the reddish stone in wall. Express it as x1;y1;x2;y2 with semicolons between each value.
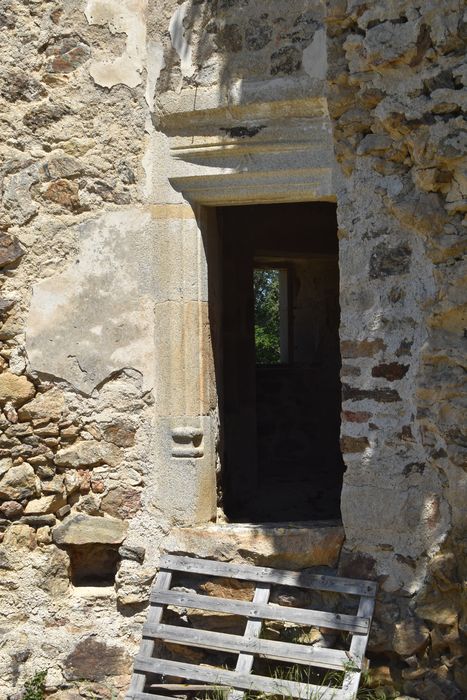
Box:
372;362;409;381
342;410;371;423
100;485;141;519
63;638;131;681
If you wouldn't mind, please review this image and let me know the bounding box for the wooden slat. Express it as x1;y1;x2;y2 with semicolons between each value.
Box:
228;582;270;700
126;570;172;700
160;554;377;596
150;589;369;634
127;694;179;700
133;656;345;700
341;595;376;700
143;622;354;670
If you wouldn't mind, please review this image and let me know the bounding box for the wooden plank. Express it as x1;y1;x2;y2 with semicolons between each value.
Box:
133;655;345;700
160;554;377;597
341;595;376;700
149;685;226;691
143;622;354;670
127;694;180;700
228;582;271;700
126;570;172;700
150;589;369;634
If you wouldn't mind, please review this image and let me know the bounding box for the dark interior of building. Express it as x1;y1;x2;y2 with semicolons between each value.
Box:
211;202;345;522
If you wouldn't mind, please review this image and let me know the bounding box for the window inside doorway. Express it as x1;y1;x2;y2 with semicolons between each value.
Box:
254;268;289;365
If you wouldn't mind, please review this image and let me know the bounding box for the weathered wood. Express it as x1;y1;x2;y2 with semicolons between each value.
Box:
127;694;180;700
150;589;369;634
126;570;172;699
148;685;226;691
228;582;270;700
160;554;377;596
128;556;377;700
341;595;376;700
133;655;345;700
143;622;354;670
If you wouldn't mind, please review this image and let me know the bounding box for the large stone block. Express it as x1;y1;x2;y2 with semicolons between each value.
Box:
54;440;121;468
164;522;344;569
52;514;128;545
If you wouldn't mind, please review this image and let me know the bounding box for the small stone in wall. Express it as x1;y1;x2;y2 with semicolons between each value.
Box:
369;242;412;279
393;618;430;657
341;338;386;358
103;421;136;447
0;233;24;268
0;373;35;406
342;410;371;423
64;638;131;681
18;388;65;423
23;102;70;131
24;493;66;515
372;362;409;381
245;18;272;51
271;45;301;75
216;24;243;53
44;35;91;74
43;179;80;210
55;440;122;468
100;485;141;519
0;500;23;519
0;463;39;500
342;384;401;403
340;435;370;453
0;70;47;102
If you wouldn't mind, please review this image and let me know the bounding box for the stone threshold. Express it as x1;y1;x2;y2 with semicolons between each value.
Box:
163;520;344;570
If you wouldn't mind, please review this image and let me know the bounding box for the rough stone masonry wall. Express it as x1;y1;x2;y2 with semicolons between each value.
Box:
0;1;169;697
326;1;466;698
0;1;466;699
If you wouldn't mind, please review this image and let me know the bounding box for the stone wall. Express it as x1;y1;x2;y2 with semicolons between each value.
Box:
0;1;168;697
327;1;466;697
0;0;465;699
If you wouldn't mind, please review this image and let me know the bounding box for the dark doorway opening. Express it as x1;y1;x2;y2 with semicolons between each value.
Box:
214;202;344;523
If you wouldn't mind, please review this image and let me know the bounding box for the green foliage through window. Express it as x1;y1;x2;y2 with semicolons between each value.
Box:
254;268;281;364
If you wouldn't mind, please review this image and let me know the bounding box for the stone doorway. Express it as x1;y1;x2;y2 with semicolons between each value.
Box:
211;202;345;523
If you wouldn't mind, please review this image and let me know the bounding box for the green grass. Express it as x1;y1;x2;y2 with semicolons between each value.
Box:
23;670;47;700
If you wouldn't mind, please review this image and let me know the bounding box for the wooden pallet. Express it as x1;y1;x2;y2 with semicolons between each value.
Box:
126;554;377;700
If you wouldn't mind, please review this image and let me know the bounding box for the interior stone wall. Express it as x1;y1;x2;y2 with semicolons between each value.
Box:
0;1;465;699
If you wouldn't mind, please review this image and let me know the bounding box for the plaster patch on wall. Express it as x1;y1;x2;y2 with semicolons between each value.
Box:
26;209;156;395
84;0;147;88
169;1;195;78
303;28;327;80
145;40;165;108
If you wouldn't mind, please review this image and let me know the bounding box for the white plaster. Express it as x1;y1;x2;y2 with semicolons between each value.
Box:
303;28;327;80
85;0;147;88
26;209;157;395
169;0;195;78
145;39;165;109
